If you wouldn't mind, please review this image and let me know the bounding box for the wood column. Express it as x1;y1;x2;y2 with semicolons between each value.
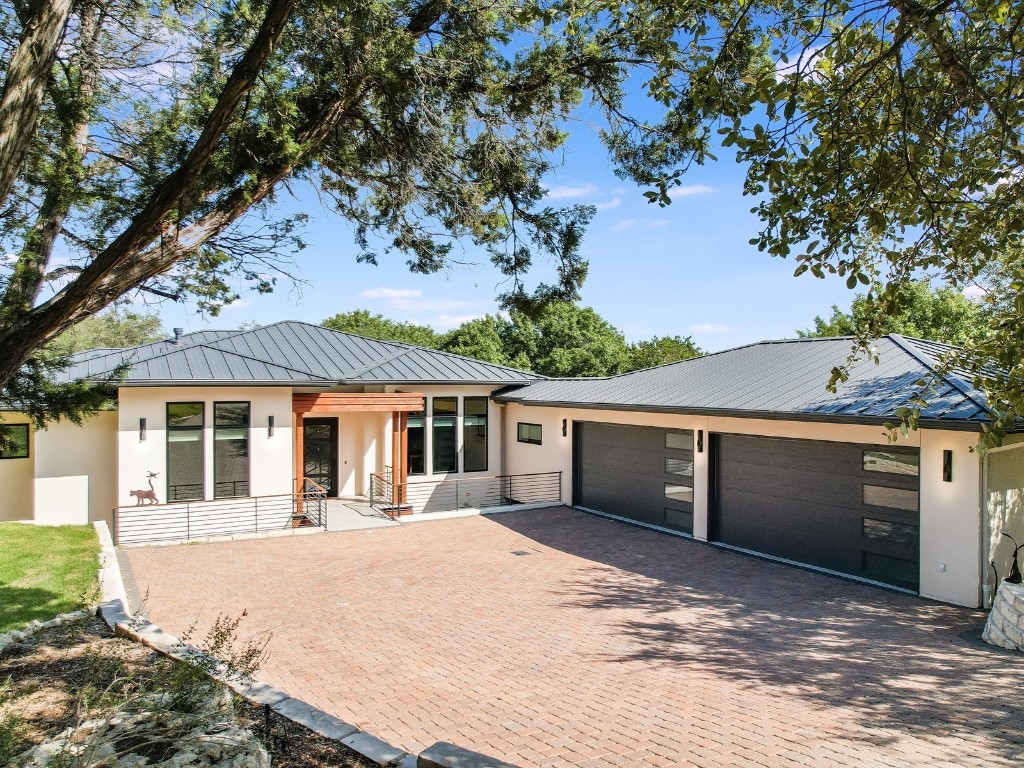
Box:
294;412;304;495
400;412;409;504
391;411;400;507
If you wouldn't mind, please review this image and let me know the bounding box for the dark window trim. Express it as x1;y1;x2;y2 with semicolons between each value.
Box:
213;401;250;499
167;401;205;502
407;410;426;476
462;396;488;473
517;422;543;445
431;397;458;474
0;423;29;459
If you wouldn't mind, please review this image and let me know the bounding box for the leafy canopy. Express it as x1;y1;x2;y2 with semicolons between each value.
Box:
798;281;986;347
321;303;704;376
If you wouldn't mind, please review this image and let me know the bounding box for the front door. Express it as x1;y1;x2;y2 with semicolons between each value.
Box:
303;418;338;496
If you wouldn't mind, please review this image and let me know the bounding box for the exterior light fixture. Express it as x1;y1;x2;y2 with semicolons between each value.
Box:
697;429;704;453
139;418;147;442
268;415;275;437
943;449;952;482
562;418;567;437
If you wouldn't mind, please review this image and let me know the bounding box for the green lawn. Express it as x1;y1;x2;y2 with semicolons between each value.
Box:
0;523;99;632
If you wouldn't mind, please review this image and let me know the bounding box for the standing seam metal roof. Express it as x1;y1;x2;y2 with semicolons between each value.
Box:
493;335;991;425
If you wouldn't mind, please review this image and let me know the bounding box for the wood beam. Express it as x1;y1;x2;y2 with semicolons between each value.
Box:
293;392;425;414
294;411;304;516
400;411;408;504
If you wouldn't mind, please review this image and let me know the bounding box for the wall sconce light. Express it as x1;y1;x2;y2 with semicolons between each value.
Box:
139;417;147;442
268;415;275;438
697;429;704;453
943;449;952;482
562;418;567;437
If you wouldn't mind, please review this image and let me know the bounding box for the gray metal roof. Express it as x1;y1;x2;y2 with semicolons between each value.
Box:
494;335;991;427
62;321;537;386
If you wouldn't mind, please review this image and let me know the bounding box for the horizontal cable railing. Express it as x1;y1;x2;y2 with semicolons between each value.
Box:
370;471;561;516
113;483;327;546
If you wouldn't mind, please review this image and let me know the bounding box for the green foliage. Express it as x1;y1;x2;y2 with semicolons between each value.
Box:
625;335;703;371
517;304;628;378
0;679;26;764
0;523;98;632
798;281;986;346
439;315;511;366
51;308;165;355
321;310;442;348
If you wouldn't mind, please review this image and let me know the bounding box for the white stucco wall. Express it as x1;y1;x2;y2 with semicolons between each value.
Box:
984;444;1024;599
0;413;34;521
502;403;983;607
117;387;294;507
33;411;117;526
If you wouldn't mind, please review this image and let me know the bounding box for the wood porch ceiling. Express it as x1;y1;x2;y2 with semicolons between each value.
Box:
292;392;425;413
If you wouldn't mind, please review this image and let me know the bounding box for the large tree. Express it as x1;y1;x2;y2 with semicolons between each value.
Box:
0;0;700;417
321;310;441;348
52;308;165;354
798;281;986;346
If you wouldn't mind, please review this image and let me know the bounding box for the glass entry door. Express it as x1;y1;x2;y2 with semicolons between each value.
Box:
303;418;338;496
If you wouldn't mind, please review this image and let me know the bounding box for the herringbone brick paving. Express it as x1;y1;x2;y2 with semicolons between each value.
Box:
124;507;1024;767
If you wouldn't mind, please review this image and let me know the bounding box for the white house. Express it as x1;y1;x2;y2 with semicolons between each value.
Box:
1;320;1021;609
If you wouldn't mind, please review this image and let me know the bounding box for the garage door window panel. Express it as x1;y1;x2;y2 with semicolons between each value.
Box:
665;483;693;503
863;552;918;589
665;431;693;450
863;450;919;476
863;484;919;511
665;457;694;477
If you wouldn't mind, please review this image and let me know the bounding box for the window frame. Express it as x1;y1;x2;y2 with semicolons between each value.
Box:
166;401;205;502
406;409;426;476
462;397;488;473
0;423;29;459
431;397;458;474
517;422;543;445
213;401;250;499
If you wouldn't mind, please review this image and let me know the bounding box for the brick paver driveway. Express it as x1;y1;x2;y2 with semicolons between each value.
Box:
123;507;1024;767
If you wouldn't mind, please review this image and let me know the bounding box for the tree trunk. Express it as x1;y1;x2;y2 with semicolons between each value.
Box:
0;0;76;206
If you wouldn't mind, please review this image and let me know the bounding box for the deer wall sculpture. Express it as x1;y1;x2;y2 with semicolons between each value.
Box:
130;471;160;505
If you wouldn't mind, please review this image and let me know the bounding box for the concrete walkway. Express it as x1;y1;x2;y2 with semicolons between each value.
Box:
325;498;399;531
123;507;1024;767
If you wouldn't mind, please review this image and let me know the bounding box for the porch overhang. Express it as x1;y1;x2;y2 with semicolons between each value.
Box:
292;392;425;413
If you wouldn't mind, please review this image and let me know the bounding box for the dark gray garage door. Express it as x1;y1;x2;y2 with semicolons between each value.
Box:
711;434;920;590
574;422;695;534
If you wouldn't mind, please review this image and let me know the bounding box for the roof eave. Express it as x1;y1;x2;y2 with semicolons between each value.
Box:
490;398;988;431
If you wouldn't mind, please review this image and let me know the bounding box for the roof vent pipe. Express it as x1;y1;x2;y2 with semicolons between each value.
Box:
172;328;184;344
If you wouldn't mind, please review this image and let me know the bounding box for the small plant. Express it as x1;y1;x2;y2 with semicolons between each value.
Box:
0;678;27;764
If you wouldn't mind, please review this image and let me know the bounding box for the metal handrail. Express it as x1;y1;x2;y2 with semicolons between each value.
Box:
370;470;561;515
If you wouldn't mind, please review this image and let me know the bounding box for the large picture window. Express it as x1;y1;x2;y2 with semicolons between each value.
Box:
463;397;488;472
407;410;426;475
432;397;457;473
0;424;29;459
214;402;250;498
167;403;204;501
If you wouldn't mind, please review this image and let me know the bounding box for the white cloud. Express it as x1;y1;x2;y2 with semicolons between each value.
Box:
3;253;16;264
690;323;731;334
389;298;478;311
775;46;825;83
360;287;424;299
544;183;600;200
593;197;622;211
223;298;250;310
611;218;670;232
669;184;715;199
963;284;987;300
432;313;486;329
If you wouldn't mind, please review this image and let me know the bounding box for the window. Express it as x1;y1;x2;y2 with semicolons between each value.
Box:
167;402;204;501
665;431;693;450
862;518;918;547
407;410;426;475
665;457;693;477
863;484;919;511
517;422;542;445
665;483;693;503
863;450;919;476
0;424;29;459
463;397;488;472
432;397;457;473
862;551;918;588
214;402;249;498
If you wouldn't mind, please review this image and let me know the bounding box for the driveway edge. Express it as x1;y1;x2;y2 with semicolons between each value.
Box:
92;521;410;767
92;521;518;768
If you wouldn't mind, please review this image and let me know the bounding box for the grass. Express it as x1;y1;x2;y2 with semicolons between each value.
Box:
0;523;99;632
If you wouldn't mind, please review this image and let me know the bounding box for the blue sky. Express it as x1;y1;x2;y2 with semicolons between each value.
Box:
155;122;861;353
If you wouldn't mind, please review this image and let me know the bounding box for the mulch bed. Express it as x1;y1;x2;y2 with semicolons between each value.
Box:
0;614;377;767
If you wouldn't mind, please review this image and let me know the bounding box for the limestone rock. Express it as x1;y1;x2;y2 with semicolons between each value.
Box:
982;581;1024;652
